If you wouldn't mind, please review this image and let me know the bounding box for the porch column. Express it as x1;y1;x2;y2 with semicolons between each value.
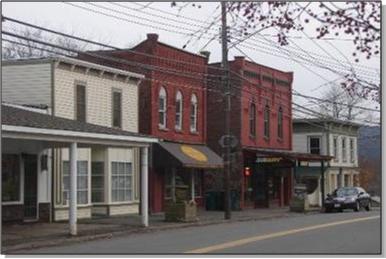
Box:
191;169;195;201
141;146;149;227
320;161;325;208
69;142;77;236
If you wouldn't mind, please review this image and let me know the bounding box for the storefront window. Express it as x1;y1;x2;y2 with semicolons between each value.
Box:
2;154;20;202
111;162;133;202
63;161;89;205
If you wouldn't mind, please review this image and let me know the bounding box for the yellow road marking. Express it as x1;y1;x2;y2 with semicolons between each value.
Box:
185;215;380;253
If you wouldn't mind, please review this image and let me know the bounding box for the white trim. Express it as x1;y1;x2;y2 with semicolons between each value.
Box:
2;125;158;144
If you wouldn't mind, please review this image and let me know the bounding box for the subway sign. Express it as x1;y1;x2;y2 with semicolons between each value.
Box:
256;157;282;163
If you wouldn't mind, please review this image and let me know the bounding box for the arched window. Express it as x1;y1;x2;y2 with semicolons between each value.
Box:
190;94;198;132
264;105;270;138
175;91;183;130
249;102;256;137
158;87;167;128
277;107;283;139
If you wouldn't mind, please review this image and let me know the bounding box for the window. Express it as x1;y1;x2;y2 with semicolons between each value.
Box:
63;161;89;205
111;162;133;202
91;162;104;203
309;137;321;155
277;107;283;139
350;138;355;163
175;91;183;130
76;84;86;122
158;87;167;128
333;136;338;162
112;90;122;128
2;154;20;202
190;94;198;132
342;137;347;162
249;102;256;137
264;105;270;138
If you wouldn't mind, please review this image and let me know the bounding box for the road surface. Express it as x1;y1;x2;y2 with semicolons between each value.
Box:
18;209;381;255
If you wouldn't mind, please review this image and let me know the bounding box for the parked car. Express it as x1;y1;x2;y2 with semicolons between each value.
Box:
324;187;371;212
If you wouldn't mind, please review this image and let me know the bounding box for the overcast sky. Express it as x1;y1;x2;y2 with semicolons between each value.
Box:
2;2;381;121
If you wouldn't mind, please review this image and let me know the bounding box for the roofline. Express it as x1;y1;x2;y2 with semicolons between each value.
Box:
293;118;362;128
2;125;158;145
2;56;145;79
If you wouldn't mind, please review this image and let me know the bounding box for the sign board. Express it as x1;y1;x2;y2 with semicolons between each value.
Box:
256;157;282;163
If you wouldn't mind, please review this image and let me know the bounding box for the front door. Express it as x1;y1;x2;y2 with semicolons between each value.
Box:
23;154;38;220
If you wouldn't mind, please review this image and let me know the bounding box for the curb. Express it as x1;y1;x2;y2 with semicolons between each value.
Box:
3;211;320;253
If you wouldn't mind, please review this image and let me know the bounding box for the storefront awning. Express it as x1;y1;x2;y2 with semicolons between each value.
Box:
244;147;333;162
154;142;223;169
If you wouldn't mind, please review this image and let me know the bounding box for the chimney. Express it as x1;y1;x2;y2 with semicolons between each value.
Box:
199;50;211;59
147;33;159;42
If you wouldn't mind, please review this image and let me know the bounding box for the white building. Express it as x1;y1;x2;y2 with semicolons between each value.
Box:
293;118;361;206
2;57;149;222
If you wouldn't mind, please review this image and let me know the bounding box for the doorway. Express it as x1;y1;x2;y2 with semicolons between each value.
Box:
23;154;38;220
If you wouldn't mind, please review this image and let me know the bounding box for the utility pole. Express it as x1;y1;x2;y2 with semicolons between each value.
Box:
221;1;231;220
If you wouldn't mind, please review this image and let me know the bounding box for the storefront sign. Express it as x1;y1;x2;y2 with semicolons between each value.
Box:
180;145;208;162
256;157;282;163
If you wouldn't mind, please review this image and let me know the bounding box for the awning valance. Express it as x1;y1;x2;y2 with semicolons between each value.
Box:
244;147;333;162
154;142;223;169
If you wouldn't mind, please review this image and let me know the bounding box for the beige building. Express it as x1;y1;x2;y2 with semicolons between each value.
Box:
293;118;360;207
2;57;146;221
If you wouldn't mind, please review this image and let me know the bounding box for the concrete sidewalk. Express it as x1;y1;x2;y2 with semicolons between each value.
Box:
2;207;319;253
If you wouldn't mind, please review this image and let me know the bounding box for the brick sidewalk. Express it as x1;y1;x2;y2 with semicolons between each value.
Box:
2;207;317;253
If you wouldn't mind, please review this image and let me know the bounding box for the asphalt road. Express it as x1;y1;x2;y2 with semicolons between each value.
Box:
20;209;381;255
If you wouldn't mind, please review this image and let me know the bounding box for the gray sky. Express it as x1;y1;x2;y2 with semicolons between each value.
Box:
2;2;381;121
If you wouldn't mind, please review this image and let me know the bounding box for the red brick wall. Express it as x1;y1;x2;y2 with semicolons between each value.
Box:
234;57;293;151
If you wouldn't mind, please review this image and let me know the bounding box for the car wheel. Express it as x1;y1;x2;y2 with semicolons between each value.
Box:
354;201;360;212
365;201;371;211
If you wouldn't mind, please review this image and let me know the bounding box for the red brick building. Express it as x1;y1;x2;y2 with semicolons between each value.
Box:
207;56;294;209
79;34;223;213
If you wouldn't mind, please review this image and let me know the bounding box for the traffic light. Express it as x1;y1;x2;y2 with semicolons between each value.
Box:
244;167;251;176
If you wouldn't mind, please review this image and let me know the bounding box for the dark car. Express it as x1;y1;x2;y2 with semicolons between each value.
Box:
324;187;371;212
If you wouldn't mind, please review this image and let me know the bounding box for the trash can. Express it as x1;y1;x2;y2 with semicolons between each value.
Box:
205;192;216;210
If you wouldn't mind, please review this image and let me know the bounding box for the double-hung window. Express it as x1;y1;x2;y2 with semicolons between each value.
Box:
175;91;183;130
350;138;355;163
112;90;122;128
159;87;167;128
190;94;198;132
76;84;86;122
342;137;347;162
309;137;321;155
249;103;256;137
277;107;283;139
333;136;338;162
111;162;133;202
264;105;270;138
2;154;20;202
63;161;88;205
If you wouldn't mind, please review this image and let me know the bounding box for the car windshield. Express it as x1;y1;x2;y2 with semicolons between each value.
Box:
335;188;357;197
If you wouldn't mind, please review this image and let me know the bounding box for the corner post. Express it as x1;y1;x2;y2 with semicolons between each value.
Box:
141;146;149;227
69;142;77;236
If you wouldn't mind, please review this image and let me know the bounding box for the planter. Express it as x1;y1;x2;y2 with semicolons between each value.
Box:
165;201;198;222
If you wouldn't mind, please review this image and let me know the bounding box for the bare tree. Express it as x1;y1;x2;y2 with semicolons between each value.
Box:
2;26;89;60
317;84;366;120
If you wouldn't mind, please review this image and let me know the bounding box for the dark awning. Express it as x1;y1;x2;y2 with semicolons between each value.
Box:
244;147;333;162
154;142;223;169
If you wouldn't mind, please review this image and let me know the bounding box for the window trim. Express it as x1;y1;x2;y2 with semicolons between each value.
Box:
277;107;283;140
2;154;23;205
308;136;322;155
175;90;183;131
333;136;339;162
263;105;270;139
158;86;167;129
342;137;347;162
110;161;134;203
190;93;198;133
112;88;123;129
74;80;87;123
249;102;256;137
